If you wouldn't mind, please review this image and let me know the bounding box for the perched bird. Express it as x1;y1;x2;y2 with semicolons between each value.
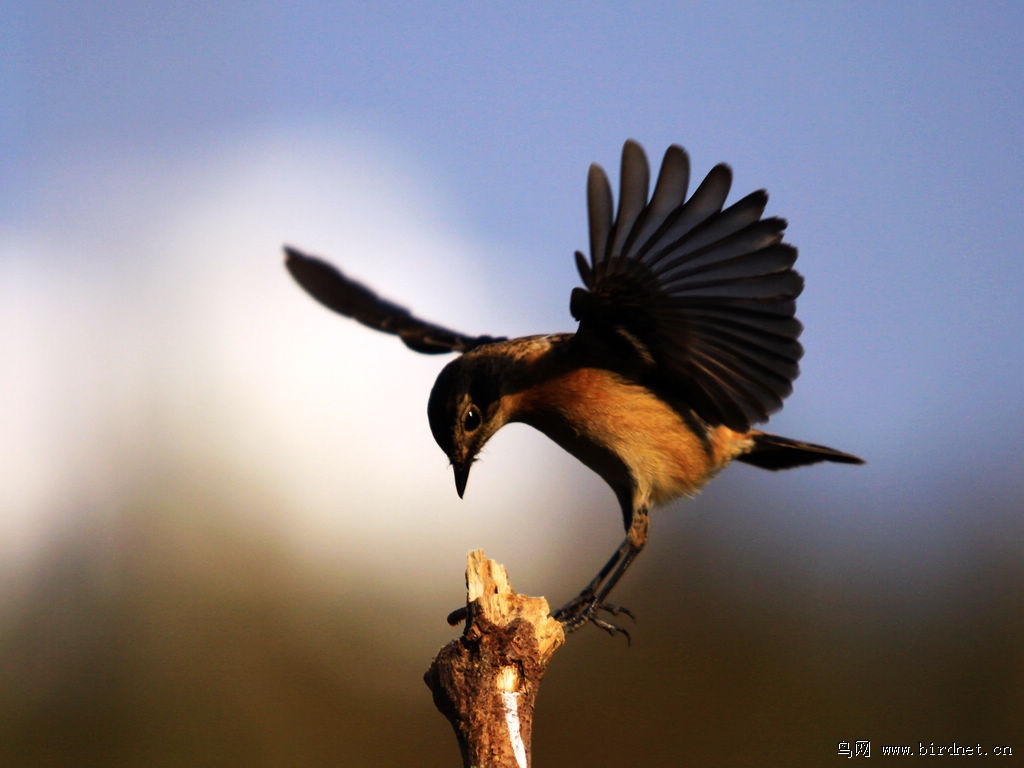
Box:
285;139;863;635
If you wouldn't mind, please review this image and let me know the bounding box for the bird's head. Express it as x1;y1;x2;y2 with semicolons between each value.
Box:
427;353;509;498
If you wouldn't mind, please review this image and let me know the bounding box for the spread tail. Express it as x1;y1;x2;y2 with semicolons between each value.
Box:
736;432;864;470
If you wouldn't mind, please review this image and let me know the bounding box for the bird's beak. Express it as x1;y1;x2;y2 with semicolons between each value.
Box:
453;461;470;499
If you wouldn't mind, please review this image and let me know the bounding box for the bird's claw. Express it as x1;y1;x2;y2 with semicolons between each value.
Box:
446;606;468;626
553;595;636;642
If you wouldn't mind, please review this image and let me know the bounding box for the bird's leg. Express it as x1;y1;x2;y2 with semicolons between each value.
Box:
554;509;649;637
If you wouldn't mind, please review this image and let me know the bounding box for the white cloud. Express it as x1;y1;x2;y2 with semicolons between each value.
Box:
0;125;606;588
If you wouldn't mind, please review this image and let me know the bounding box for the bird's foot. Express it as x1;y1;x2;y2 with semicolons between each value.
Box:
446;605;468;626
553;593;635;642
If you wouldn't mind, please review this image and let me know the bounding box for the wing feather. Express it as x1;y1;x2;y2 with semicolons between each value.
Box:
585;164;613;283
284;246;502;354
606;140;651;264
572;140;805;431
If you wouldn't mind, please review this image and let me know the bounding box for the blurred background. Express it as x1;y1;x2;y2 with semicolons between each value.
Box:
2;2;1022;765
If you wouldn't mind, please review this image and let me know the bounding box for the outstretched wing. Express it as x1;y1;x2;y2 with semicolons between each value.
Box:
570;140;804;432
284;246;503;354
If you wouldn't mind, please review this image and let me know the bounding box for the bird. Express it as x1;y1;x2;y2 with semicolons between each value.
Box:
284;139;863;636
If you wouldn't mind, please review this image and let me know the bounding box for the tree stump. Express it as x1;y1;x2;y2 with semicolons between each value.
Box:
424;550;565;768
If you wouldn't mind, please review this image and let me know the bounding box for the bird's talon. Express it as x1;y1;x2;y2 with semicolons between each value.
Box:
446;606;468;626
596;603;636;622
591;617;632;644
553;597;635;641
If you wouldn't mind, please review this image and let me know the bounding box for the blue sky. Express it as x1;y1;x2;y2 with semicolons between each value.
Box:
3;3;1022;593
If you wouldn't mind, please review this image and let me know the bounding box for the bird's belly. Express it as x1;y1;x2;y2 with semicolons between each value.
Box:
512;367;750;510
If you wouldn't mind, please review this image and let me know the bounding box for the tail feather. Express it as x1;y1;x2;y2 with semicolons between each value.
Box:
736;432;864;470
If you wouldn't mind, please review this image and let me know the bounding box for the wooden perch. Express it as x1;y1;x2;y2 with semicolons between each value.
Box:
424;550;565;768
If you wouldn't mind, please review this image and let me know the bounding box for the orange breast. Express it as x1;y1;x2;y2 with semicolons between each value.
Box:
510;367;754;510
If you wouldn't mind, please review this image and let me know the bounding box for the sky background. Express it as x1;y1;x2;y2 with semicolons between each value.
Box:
2;2;1023;764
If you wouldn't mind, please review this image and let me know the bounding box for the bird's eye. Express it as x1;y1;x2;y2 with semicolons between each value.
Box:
463;405;482;433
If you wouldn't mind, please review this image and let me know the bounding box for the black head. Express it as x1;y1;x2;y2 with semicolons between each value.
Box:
427;354;506;498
